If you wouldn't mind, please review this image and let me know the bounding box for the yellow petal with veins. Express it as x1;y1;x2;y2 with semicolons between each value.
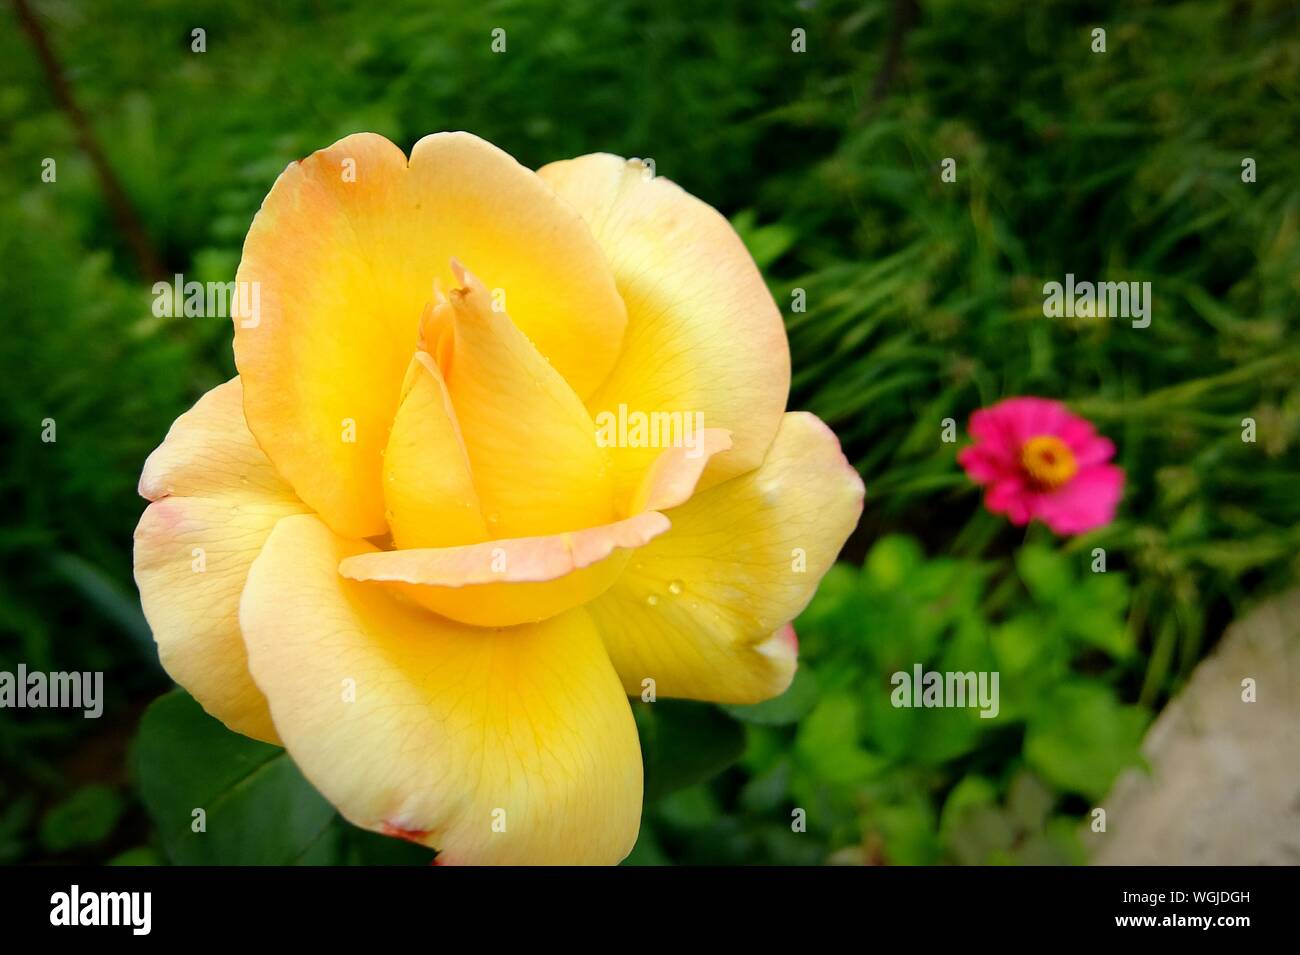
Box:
383;351;488;550
239;514;643;865
133;378;308;743
234;132;626;538
586;412;864;703
627;427;732;514
538;153;789;504
423;263;616;540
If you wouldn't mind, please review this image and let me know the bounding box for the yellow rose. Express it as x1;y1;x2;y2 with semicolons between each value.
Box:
133;132;863;864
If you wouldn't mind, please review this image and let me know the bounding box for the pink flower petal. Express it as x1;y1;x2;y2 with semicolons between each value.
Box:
1033;464;1125;535
985;477;1035;525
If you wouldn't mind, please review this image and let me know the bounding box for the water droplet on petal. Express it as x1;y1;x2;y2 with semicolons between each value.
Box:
667;579;683;596
646;594;659;607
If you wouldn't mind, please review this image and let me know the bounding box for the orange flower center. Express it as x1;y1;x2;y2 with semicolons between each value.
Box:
1020;435;1077;490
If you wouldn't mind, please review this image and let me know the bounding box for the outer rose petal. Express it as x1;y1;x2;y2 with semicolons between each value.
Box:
537;153;790;504
133;378;308;743
586;412;864;703
234;132;626;538
239;514;642;865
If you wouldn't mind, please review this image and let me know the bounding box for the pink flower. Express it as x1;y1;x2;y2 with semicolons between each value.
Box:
957;397;1123;535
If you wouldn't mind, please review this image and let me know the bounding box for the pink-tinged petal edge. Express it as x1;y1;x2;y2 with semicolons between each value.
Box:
338;511;671;587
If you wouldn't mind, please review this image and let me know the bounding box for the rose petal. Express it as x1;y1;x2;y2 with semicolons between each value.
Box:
134;378;308;743
382;352;488;549
234;132;626;537
538;153;789;504
239;514;642;865
627;428;732;514
339;512;670;627
586;412;863;703
420;264;617;541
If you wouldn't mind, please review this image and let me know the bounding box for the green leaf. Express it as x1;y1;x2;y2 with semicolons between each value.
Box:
655;784;723;829
1024;683;1149;799
39;784;125;853
621;823;671;867
136;690;337;865
939;774;998;839
945;804;1016;866
1065;573;1134;658
795;693;886;784
0;791;37;864
738;756;792;814
793;563;864;657
731;209;797;270
107;846;165;866
991;613;1070;720
871;796;940;865
864;534;926;590
1016;544;1073;603
1018;817;1085;866
940;776;1015;865
635;701;745;802
49;552;156;664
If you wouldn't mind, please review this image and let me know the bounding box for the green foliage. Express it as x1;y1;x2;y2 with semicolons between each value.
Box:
137;691;338;865
722;666;820;727
636;700;747;801
638;534;1146;864
39;784;126;853
1024;684;1147;801
775;0;1300;705
136;691;433;865
0;787;37;864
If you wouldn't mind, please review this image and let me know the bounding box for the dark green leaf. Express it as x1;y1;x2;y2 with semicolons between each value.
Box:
1025;683;1149;800
39;784;125;853
136;690;337;865
635;701;745;802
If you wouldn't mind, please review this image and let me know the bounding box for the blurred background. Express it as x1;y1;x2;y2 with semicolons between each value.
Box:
1;0;1298;865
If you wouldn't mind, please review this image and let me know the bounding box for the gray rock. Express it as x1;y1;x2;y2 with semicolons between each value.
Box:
1090;589;1300;865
